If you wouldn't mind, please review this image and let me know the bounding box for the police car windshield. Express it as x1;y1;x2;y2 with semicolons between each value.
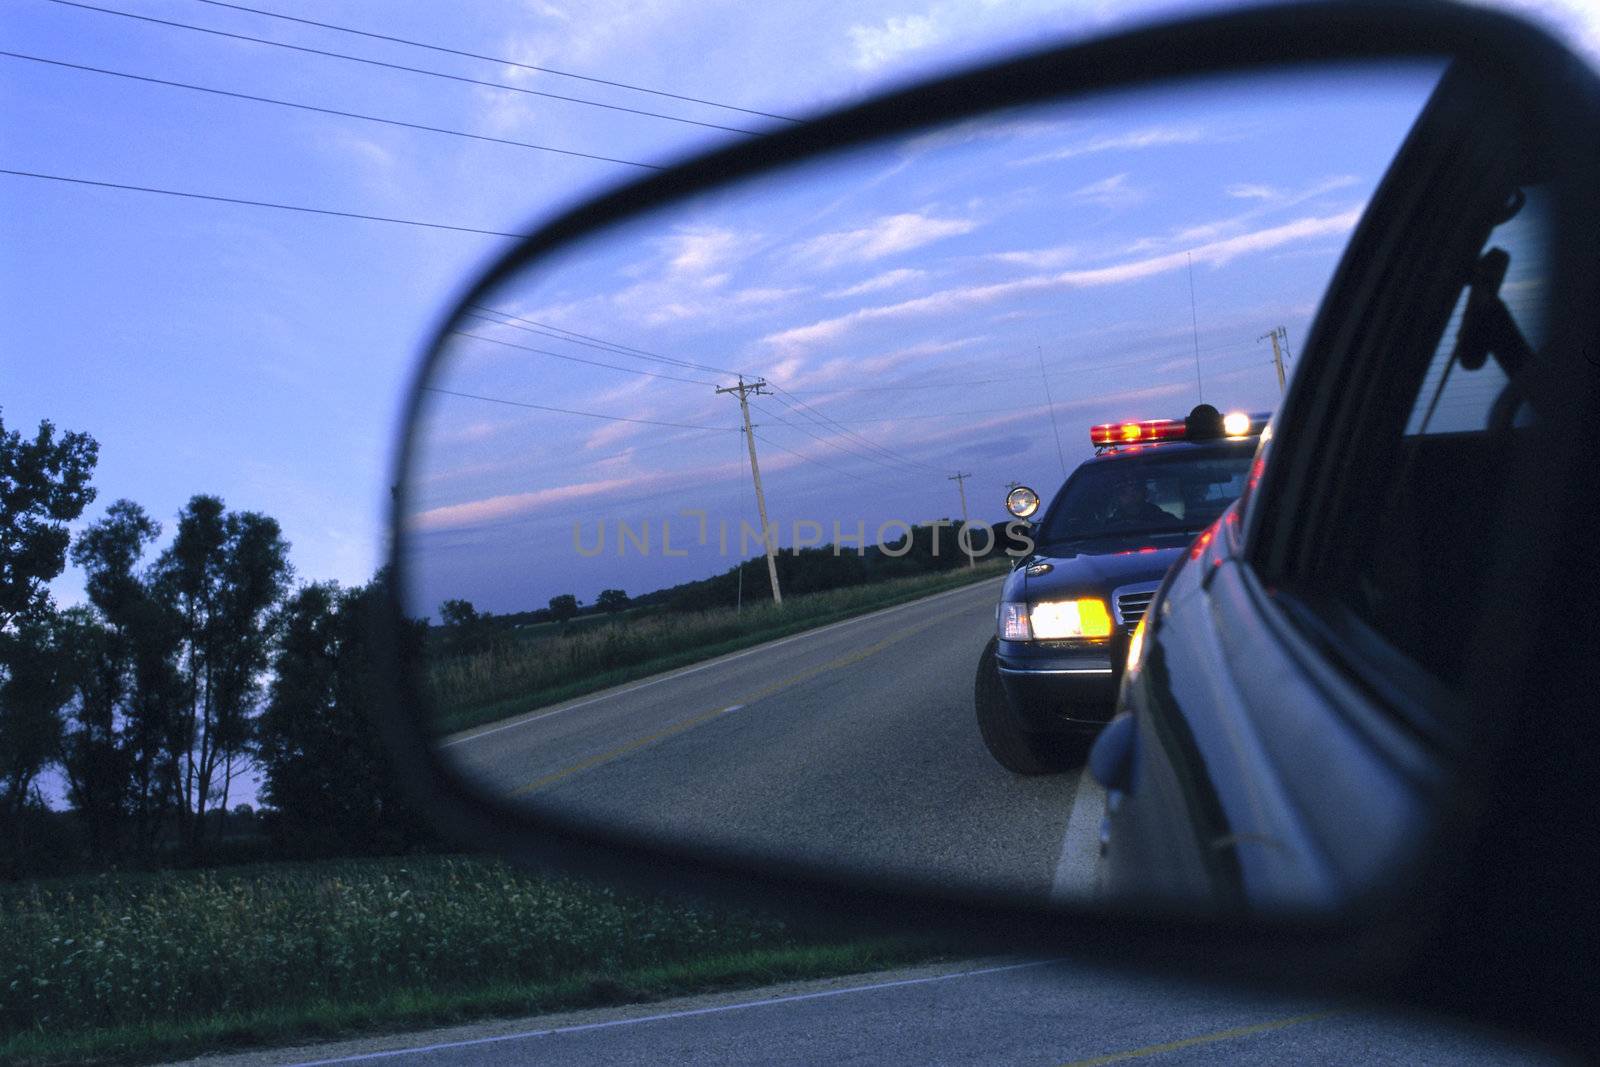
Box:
1037;446;1254;547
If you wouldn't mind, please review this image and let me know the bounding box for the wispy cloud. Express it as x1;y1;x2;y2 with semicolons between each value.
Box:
1226;183;1278;200
848;13;943;71
827;268;928;298
1069;172;1144;210
409;477;635;532
1016;124;1210;166
765;209;1360;353
796;212;975;268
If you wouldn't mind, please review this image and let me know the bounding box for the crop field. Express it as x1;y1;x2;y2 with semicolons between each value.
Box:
1;855;957;1065
428;560;1008;735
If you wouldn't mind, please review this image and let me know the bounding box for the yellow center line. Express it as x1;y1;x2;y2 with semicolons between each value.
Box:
1057;1011;1339;1066
512;603;976;797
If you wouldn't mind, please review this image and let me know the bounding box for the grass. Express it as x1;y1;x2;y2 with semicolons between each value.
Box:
430;561;1008;736
0;855;968;1066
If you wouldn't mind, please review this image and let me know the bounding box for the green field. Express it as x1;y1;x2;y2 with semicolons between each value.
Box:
0;855;964;1066
430;561;1008;736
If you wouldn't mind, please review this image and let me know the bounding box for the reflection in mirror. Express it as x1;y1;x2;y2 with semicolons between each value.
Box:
401;63;1445;910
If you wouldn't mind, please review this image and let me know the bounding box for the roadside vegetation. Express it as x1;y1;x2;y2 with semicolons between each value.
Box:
0;409;993;1066
0;855;965;1066
429;559;1009;736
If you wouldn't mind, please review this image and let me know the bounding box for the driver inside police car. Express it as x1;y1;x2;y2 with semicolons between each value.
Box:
1106;475;1172;524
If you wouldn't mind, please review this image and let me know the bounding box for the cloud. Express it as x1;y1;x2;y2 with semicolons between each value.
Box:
1173;175;1360;244
409;477;635;532
827;268;928;298
796;213;975;268
765;209;1361;353
1226;183;1279;200
1017;124;1210;166
848;14;943;71
1069;172;1144;210
665;226;744;276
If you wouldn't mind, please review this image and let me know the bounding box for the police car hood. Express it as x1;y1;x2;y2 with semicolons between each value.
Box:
1018;532;1195;601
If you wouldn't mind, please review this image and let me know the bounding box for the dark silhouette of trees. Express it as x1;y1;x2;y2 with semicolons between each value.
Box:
151;496;292;852
71;500;185;860
0;412;98;872
548;593;579;623
0;412;99;630
596;589;629;613
258;575;431;856
438;598;492;656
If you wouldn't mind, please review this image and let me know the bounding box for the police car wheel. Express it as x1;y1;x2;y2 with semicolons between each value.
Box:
974;637;1079;775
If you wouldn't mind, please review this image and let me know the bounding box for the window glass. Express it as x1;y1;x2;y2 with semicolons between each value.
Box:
1039;447;1253;544
1319;185;1550;687
1404;188;1549;436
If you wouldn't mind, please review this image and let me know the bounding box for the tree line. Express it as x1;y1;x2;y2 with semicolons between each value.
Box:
0;410;428;879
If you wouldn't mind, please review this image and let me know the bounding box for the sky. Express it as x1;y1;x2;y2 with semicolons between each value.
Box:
5;0;1599;619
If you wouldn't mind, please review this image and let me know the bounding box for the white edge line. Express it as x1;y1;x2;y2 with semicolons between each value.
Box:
285;958;1066;1066
1051;763;1107;903
442;577;999;748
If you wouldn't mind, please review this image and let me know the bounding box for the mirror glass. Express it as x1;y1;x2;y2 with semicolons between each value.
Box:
399;63;1448;911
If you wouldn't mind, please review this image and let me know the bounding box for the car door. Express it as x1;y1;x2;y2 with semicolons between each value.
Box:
1100;64;1571;914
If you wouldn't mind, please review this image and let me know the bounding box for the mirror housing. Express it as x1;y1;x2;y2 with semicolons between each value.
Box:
378;1;1600;1051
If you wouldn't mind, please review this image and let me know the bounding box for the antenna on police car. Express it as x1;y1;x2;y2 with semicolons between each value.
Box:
1036;345;1068;479
1187;252;1204;404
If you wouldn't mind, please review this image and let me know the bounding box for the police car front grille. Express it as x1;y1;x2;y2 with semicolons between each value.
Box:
1115;589;1156;632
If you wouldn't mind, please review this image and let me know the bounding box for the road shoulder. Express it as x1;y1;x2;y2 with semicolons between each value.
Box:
177;956;1034;1067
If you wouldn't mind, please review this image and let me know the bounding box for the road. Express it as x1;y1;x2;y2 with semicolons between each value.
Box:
217;584;1567;1066
189;956;1565;1066
444;577;1101;901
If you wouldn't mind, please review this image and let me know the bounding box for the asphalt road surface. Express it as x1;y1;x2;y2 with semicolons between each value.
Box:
443;578;1101;901
189;956;1567;1066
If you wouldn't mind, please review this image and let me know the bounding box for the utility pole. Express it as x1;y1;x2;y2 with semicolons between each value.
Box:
949;471;976;569
1259;326;1289;393
718;376;782;606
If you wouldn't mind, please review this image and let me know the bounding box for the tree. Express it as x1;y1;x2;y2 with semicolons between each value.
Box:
548;593;579;623
438;597;491;657
71;500;185;858
152;496;291;852
56;606;131;864
0;411;99;630
596;588;630;613
258;577;431;856
0;412;98;872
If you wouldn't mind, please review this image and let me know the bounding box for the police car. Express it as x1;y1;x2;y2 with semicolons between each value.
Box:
975;403;1266;774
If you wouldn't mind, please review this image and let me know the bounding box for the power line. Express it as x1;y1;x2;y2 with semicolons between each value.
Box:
0;167;526;237
45;0;767;136
421;386;737;430
466;307;745;377
450;326;719;385
0;50;660;170
751;431;899;490
184;0;800;123
749;400;929;478
768;385;943;475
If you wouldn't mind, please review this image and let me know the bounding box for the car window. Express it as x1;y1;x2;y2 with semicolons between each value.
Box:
1308;184;1552;691
1039;449;1253;544
1404;188;1550;436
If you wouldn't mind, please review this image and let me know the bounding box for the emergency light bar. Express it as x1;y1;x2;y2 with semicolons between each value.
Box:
1090;408;1269;450
1089;419;1187;447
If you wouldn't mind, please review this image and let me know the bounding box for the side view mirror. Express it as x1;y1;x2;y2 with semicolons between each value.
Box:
378;2;1600;1051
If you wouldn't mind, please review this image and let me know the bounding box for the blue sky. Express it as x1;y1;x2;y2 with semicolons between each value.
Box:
5;0;1598;616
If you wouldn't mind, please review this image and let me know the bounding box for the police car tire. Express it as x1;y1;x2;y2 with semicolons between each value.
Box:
974;637;1077;775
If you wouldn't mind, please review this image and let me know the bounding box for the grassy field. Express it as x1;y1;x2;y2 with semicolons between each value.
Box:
430;561;1008;736
0;855;966;1066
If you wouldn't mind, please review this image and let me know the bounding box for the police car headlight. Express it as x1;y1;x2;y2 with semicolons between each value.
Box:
1002;598;1113;641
